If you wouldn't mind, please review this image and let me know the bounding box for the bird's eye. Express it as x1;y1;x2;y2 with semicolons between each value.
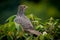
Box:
24;6;25;8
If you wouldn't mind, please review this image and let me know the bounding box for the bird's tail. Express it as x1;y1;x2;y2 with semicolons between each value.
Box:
27;29;41;36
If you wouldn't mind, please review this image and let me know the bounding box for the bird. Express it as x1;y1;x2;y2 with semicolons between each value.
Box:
14;5;41;36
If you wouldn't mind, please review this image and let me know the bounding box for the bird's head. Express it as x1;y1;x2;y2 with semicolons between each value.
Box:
18;5;28;12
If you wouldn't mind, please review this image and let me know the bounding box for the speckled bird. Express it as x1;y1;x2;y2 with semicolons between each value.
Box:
14;5;41;36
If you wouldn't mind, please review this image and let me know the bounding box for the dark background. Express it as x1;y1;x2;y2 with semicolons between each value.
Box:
0;0;60;24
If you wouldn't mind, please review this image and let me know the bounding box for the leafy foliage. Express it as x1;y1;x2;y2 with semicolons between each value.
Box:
0;14;60;40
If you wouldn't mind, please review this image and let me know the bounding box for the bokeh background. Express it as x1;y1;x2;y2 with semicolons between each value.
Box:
0;0;60;24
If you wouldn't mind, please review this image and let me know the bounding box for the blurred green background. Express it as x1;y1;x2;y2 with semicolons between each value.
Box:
0;0;60;24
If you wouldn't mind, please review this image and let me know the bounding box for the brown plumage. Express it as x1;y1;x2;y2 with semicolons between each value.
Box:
14;5;41;36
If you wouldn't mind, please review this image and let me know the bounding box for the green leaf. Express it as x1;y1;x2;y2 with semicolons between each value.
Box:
6;15;16;22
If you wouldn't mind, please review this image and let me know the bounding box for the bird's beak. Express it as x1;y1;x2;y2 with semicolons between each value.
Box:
25;6;28;9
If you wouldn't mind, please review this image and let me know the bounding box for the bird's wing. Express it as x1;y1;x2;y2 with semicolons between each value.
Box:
20;15;34;30
14;15;34;30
